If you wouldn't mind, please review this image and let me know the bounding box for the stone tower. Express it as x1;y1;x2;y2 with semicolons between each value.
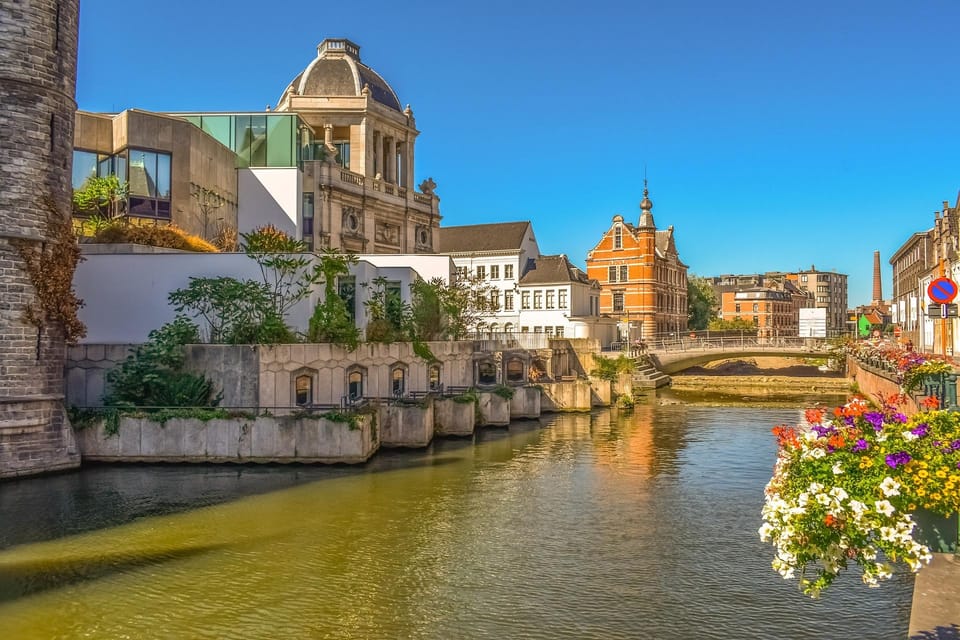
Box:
872;250;883;304
636;181;657;340
0;0;82;477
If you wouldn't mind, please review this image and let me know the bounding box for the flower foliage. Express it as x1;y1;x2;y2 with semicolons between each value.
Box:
843;337;952;393
760;395;960;597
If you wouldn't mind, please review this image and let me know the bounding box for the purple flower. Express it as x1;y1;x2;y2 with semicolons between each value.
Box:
911;424;929;438
852;439;869;452
952;440;960;451
811;424;833;438
890;413;908;424
885;451;912;469
864;412;885;430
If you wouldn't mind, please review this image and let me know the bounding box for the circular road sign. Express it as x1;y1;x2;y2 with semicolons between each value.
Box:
927;277;958;304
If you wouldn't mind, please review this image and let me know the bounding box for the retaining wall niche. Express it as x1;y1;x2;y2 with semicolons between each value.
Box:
433;397;475;436
74;414;378;464
378;402;434;448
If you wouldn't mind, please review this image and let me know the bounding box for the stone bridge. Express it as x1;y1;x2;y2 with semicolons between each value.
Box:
642;337;832;375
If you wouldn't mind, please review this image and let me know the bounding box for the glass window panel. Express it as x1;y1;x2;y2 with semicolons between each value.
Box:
295;375;312;406
128;196;155;216
128;149;156;197
155;199;171;218
234;115;252;166
201;116;232;149
72;150;97;189
338;276;356;321
348;371;363;400
267;115;294;167
429;366;441;391
507;358;526;381
392;368;405;396
115;153;127;184
250;115;267;167
156;152;171;199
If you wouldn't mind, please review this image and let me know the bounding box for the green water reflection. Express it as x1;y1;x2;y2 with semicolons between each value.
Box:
0;405;910;639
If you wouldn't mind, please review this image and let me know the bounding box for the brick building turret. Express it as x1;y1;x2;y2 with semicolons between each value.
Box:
0;0;82;477
585;182;689;340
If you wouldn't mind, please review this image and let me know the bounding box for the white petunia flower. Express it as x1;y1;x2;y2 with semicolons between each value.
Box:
874;500;895;517
832;462;844;474
879;477;901;497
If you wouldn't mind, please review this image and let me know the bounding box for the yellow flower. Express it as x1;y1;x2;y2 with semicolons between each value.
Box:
946;482;956;491
859;456;873;469
918;469;930;479
908;503;918;510
936;469;948;479
949;475;960;484
917;488;927;497
931;493;943;501
919;461;929;469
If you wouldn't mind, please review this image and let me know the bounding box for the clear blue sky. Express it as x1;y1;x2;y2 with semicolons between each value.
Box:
76;0;960;306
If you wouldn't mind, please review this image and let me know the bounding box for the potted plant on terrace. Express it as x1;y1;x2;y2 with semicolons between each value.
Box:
760;395;960;597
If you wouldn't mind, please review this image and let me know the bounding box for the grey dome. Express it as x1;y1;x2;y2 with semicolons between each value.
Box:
281;39;402;112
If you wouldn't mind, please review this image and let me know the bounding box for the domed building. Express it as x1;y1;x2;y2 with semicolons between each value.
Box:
274;38;440;254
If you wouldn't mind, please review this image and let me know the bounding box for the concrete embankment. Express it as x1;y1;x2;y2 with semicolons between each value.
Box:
669;375;852;397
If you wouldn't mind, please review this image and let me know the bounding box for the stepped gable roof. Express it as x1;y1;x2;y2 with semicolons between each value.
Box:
519;254;595;286
280;39;402;112
438;221;530;253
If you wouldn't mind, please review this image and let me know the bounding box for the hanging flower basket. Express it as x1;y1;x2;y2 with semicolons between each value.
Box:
760;396;960;597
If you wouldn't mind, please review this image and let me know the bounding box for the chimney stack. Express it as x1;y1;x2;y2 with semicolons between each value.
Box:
872;250;882;303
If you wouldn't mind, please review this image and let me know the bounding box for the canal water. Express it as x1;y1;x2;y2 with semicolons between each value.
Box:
0;403;912;639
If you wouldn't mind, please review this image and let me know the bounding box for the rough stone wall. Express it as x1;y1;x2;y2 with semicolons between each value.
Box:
0;0;82;478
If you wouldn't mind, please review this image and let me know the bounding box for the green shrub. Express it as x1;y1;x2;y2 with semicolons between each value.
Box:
104;318;221;409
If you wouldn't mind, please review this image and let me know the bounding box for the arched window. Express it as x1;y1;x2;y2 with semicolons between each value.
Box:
504;322;514;333
490;323;499;334
429;365;442;391
477;360;497;386
295;374;313;406
347;369;364;402
506;358;525;383
391;366;406;397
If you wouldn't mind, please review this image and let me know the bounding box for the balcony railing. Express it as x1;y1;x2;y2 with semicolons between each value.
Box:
473;332;549;350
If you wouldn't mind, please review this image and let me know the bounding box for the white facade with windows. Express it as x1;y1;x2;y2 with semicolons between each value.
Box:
438;221;616;344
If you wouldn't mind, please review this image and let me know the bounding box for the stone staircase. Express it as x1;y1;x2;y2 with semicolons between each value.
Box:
633;359;671;389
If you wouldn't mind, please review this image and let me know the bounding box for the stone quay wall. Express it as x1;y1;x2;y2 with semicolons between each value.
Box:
74;414;378;464
0;0;82;479
846;357;921;414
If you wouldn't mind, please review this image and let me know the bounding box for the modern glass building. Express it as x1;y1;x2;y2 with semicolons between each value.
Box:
179;113;314;168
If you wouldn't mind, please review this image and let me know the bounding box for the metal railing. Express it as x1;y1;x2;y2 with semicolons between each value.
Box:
606;335;829;354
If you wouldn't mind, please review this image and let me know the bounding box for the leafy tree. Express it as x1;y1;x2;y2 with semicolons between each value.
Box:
409;277;445;340
241;225;323;319
104;317;221;408
73;175;128;219
307;248;360;350
687;275;719;330
169;277;272;343
437;273;497;340
364;276;410;342
707;317;758;332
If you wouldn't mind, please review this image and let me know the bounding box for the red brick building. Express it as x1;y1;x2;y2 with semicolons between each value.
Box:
585;184;688;340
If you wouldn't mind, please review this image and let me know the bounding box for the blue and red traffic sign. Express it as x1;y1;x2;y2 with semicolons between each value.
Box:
927;277;958;304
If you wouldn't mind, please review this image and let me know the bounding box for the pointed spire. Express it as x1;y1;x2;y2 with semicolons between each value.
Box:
638;178;656;229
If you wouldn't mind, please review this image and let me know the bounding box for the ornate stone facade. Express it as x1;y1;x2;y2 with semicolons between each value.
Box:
277;39;440;254
0;0;81;477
